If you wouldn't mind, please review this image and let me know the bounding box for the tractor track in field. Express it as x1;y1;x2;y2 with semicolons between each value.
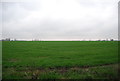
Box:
3;63;118;79
3;63;118;71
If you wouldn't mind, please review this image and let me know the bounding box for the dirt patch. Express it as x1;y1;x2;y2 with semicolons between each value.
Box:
8;59;19;62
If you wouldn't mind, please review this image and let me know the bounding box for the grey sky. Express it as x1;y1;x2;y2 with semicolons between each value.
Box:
1;0;119;40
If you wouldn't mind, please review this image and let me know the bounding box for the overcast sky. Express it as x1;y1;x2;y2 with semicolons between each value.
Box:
1;0;119;40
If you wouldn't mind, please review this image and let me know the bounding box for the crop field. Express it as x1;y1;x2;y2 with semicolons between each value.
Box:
2;41;118;79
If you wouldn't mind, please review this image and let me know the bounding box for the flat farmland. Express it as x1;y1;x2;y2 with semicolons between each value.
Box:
2;41;118;79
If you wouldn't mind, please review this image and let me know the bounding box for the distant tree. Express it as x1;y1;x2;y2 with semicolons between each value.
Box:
14;39;17;41
98;39;101;41
110;39;114;41
106;39;108;41
6;38;10;41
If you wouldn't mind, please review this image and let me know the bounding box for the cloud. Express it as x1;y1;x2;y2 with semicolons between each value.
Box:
1;0;119;40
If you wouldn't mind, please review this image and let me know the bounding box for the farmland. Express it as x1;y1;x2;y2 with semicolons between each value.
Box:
2;41;118;79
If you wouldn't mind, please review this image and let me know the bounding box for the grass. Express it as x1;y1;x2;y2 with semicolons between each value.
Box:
2;41;118;79
0;41;2;79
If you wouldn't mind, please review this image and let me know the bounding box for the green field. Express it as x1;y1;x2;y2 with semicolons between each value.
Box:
2;41;118;79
